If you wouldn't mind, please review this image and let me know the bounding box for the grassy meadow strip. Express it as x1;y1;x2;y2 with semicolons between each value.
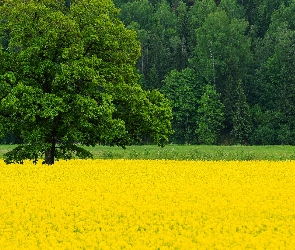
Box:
83;145;295;161
2;144;295;161
0;159;294;249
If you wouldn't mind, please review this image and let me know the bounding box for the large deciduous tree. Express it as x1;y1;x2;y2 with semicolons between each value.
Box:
0;0;173;164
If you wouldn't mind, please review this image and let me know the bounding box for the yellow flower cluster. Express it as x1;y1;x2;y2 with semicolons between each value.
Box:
0;159;294;249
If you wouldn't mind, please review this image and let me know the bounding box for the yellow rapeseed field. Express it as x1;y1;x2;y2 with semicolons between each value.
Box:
0;159;294;249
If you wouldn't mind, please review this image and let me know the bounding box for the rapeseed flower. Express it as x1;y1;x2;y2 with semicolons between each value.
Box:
0;160;294;249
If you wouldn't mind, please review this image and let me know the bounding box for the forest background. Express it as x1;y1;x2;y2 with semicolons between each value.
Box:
1;0;295;146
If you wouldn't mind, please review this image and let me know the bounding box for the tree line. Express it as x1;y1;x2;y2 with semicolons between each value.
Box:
0;0;173;164
114;0;295;145
1;0;295;161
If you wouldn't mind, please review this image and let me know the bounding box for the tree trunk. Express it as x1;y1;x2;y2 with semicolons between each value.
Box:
44;139;56;165
44;116;59;165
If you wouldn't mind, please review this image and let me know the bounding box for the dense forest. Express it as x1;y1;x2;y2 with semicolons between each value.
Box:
1;0;295;146
111;0;295;145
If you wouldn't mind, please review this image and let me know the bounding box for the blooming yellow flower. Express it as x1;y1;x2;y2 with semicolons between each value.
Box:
0;159;294;249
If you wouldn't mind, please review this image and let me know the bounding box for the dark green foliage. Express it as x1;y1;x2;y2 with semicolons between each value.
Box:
187;0;217;54
161;68;204;144
219;0;246;20
250;111;295;145
2;0;295;147
250;1;295;145
231;81;253;144
119;0;154;30
0;0;173;164
189;8;252;143
0;133;22;144
196;84;224;144
191;9;252;91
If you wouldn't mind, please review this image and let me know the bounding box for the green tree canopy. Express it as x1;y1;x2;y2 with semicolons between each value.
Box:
196;84;224;145
251;2;295;145
161;68;204;144
231;80;253;144
190;9;252;140
0;0;173;164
